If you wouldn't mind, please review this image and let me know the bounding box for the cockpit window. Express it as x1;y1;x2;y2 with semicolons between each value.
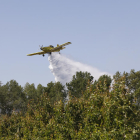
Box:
50;45;54;48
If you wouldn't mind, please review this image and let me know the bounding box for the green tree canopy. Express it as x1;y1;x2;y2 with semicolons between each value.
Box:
66;71;94;98
113;69;140;106
0;75;140;139
92;74;112;92
24;83;37;102
44;81;66;104
0;81;2;87
36;83;44;98
0;80;26;115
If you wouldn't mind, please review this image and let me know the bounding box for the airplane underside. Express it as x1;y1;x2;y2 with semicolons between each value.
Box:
42;52;52;57
42;52;61;57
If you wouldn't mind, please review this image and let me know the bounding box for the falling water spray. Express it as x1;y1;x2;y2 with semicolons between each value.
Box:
48;53;111;85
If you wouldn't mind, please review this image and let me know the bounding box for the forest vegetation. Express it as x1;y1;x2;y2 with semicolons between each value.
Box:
0;70;140;139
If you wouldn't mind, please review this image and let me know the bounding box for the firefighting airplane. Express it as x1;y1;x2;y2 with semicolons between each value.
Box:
27;42;71;57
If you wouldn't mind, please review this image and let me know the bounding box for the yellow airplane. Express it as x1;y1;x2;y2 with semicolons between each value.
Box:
27;42;71;57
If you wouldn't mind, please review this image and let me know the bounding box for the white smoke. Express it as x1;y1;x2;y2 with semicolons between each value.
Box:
48;52;112;85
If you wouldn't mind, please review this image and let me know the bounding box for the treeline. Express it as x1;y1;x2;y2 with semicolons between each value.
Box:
0;69;140;139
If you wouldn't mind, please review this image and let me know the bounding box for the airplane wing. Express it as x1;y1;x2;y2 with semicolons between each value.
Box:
27;51;45;56
51;42;71;52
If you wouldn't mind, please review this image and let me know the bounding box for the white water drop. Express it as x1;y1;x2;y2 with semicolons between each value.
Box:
48;52;112;85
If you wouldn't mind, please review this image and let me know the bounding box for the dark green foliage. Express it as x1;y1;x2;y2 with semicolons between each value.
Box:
114;69;140;106
0;80;26;115
0;73;140;139
93;74;112;92
0;80;66;117
113;69;140;92
66;71;93;98
36;83;45;99
0;70;140;139
24;83;37;101
44;81;67;104
0;81;2;87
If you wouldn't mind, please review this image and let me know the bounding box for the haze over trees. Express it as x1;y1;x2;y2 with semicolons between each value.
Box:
0;70;140;139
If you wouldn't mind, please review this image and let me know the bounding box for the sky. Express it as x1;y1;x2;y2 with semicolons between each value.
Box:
0;0;140;88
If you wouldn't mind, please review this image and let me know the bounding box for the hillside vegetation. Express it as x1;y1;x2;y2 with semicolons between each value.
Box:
0;70;140;139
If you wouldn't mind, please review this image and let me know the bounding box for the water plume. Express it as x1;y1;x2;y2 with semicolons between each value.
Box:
48;53;112;85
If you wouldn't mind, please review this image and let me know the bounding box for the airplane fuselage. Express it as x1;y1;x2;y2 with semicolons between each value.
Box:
42;46;54;52
42;46;65;53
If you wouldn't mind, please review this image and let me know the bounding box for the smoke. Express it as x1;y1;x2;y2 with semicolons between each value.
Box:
48;52;112;86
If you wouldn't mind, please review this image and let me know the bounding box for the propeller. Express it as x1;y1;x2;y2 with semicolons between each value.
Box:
39;45;43;50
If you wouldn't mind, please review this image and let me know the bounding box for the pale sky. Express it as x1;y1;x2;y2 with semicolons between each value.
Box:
0;0;140;87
